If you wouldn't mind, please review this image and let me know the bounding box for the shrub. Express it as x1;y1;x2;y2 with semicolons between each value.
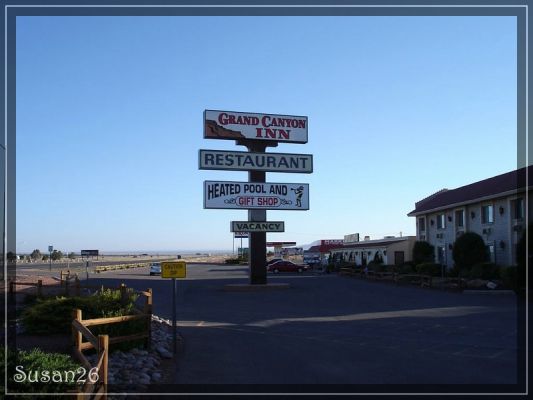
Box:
225;258;241;264
398;263;414;274
416;263;442;277
368;262;385;273
22;288;138;335
453;232;488;272
412;241;434;265
500;265;518;291
469;262;500;280
1;346;81;396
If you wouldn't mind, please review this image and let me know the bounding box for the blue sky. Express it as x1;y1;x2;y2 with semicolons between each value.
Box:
15;16;517;253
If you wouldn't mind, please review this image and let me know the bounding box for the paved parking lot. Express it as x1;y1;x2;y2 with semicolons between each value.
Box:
90;264;523;392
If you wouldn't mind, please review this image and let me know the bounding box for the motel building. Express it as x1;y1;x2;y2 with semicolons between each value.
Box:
329;234;416;266
407;165;532;269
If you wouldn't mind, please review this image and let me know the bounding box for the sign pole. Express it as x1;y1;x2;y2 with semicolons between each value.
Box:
172;277;177;355
242;140;273;285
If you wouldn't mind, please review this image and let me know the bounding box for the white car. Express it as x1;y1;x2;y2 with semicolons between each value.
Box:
149;262;161;276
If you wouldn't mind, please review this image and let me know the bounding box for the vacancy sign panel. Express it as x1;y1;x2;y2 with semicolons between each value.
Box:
199;149;313;173
204;110;308;144
204;181;309;210
231;221;285;233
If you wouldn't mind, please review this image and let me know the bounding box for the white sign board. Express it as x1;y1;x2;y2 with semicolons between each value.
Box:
204;181;309;210
199;149;313;173
234;232;249;238
344;233;360;244
231;221;285;233
204;110;308;144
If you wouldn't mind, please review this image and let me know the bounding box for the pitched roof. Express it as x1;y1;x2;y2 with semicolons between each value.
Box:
408;165;532;216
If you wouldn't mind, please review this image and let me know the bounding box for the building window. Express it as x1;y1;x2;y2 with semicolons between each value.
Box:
437;214;446;229
418;217;426;233
511;198;524;220
481;204;494;224
455;209;464;228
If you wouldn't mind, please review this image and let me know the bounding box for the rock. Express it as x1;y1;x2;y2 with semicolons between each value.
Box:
467;279;487;288
486;281;498;289
139;373;151;381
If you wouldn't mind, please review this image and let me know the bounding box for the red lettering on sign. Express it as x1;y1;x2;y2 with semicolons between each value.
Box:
238;197;254;206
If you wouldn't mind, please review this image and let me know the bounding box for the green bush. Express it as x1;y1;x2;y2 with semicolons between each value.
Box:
1;346;81;397
368;262;385;273
453;232;488;272
398;263;415;274
22;288;138;335
22;288;145;352
412;241;434;265
469;262;500;280
416;262;442;277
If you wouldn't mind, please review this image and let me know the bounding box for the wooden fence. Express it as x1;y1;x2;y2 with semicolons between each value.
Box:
71;285;153;399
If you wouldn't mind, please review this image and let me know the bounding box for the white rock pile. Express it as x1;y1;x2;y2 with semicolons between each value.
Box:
86;315;180;395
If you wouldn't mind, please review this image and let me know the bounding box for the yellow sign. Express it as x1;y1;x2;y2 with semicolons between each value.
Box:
161;261;187;279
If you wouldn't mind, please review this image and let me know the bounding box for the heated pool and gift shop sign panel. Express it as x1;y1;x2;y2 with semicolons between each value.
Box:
204;181;309;210
204;110;308;144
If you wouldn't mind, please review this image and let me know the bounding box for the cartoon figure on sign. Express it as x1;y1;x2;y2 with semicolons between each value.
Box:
291;186;304;207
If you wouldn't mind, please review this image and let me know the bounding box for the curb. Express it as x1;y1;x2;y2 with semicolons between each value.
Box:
462;290;515;295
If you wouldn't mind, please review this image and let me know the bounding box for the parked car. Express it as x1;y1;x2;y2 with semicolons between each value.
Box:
149;262;161;276
267;260;308;274
266;258;283;266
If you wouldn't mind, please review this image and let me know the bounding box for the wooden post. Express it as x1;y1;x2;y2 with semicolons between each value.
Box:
37;280;42;298
60;270;63;286
72;309;82;352
120;283;127;306
98;334;109;399
144;288;153;350
65;276;70;296
75;276;80;297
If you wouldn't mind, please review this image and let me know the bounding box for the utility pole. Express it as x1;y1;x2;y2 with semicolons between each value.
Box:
1;143;5;281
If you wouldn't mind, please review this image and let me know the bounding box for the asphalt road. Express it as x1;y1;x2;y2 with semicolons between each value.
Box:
88;264;522;392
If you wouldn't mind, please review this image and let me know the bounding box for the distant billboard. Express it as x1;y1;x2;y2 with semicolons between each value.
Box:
204;110;308;144
234;232;249;239
81;250;99;257
344;233;360;244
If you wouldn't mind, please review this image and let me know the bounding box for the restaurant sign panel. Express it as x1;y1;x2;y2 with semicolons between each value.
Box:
204;110;308;144
231;221;285;233
204;181;309;210
199;149;313;173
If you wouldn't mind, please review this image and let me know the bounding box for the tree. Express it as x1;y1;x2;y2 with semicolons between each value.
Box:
51;250;63;261
7;251;16;262
412;241;434;265
30;249;42;261
373;252;383;264
68;252;76;260
42;254;49;261
452;232;488;271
